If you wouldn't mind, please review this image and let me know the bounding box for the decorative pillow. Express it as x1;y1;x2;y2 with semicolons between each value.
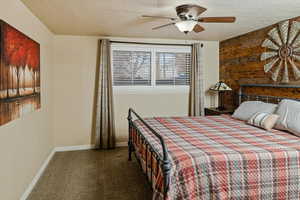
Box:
275;99;300;137
232;101;277;121
247;112;279;131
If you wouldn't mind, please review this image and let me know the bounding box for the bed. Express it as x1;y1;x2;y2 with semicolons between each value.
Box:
127;85;300;200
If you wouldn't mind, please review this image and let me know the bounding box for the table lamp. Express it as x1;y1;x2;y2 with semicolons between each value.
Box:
209;81;232;111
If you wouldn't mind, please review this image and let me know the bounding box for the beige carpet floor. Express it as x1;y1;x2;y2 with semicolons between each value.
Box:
28;147;152;200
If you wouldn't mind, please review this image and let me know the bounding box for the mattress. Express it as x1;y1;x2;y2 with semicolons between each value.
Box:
131;115;300;200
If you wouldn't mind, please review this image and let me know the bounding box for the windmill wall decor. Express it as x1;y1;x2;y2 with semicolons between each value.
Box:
261;20;300;83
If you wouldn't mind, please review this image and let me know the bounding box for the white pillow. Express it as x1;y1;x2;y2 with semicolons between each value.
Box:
275;99;300;137
232;101;277;121
260;102;278;114
248;112;279;131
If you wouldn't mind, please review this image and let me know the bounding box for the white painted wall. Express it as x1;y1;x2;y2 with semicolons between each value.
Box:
0;0;54;199
52;36;219;145
0;1;218;199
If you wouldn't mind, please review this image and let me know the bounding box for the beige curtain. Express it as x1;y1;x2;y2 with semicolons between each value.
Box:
94;39;116;149
189;43;205;116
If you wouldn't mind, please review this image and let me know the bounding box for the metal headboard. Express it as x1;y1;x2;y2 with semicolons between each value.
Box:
238;83;300;105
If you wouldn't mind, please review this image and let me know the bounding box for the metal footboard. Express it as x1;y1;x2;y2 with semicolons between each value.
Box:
127;108;171;198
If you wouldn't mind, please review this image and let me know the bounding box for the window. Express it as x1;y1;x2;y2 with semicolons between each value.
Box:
156;52;191;85
112;50;151;86
111;44;191;87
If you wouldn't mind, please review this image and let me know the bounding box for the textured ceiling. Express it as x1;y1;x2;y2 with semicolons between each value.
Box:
21;0;300;41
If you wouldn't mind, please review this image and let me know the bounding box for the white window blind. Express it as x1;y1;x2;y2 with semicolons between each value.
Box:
156;52;191;85
111;44;191;87
112;50;151;86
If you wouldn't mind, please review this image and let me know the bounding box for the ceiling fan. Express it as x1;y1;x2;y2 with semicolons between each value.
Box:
142;4;236;34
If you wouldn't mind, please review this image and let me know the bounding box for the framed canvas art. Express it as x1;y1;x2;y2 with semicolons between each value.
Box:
0;20;40;126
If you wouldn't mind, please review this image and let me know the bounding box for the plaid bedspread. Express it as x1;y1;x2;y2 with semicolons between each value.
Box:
131;115;300;200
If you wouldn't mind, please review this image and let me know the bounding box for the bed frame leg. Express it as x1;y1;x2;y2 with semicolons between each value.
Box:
128;141;132;161
163;160;171;196
128;109;133;161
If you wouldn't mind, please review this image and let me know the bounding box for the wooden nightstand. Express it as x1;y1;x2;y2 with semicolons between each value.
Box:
205;107;234;116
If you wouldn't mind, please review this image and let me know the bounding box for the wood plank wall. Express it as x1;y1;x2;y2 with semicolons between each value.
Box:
220;17;300;109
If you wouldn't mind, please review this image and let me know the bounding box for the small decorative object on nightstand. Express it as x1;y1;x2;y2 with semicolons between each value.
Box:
205;107;234;116
209;81;232;111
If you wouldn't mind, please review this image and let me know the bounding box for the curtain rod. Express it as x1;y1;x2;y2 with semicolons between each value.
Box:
110;41;203;47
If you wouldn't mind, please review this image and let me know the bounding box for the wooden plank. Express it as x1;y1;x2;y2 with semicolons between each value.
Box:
220;16;300;109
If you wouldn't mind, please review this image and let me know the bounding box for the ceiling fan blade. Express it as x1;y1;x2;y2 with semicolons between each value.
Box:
142;15;176;21
193;24;205;33
198;17;236;23
152;22;175;30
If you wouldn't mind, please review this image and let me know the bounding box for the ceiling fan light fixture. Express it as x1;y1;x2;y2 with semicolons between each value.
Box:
175;20;197;33
144;4;236;34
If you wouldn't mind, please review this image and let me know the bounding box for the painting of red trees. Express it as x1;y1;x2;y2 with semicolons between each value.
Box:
0;20;40;125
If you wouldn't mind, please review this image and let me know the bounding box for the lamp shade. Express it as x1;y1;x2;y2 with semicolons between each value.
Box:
175;20;197;33
210;81;232;91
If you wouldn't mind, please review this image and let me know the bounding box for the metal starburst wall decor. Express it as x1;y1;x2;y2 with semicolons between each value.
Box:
261;20;300;83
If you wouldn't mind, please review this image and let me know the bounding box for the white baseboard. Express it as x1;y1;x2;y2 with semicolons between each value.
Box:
21;142;128;199
54;144;95;152
116;142;128;147
55;143;127;152
20;149;56;200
